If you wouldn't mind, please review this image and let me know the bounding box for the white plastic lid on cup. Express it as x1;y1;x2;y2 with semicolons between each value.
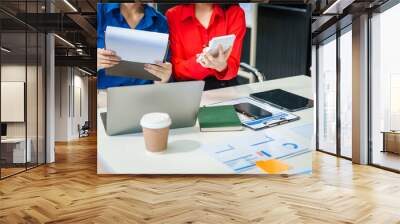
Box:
140;112;172;129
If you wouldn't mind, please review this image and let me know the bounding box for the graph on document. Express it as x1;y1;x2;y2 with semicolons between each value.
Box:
201;133;310;173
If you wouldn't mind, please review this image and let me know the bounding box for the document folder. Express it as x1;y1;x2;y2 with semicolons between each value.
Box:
104;26;169;81
105;61;161;81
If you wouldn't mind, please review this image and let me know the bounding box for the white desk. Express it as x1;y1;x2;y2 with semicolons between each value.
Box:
1;138;32;163
97;75;314;174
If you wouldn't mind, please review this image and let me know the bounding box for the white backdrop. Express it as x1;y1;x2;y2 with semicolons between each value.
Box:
1;81;25;122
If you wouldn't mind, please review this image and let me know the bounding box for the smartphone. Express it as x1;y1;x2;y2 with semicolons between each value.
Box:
234;103;272;119
206;34;236;56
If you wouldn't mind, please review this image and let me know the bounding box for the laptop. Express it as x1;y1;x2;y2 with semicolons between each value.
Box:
101;81;205;136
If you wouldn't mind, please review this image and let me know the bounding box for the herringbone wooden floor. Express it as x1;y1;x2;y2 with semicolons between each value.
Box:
1;135;400;224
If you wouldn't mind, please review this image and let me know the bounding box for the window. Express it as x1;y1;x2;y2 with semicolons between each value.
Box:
316;25;353;159
317;36;337;154
339;28;352;158
370;2;400;171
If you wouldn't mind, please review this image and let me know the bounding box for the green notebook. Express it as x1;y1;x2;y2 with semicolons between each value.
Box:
198;105;244;132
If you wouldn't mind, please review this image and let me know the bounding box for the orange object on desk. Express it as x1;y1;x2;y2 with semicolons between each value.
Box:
256;159;290;174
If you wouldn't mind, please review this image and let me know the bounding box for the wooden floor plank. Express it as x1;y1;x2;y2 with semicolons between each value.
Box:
0;135;400;224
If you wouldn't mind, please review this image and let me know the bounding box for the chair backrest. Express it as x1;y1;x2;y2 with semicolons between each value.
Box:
82;121;90;129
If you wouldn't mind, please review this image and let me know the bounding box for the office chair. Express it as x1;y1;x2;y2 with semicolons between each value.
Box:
238;62;265;83
78;121;90;138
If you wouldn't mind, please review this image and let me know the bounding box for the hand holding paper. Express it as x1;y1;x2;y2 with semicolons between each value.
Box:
144;62;172;83
97;48;121;70
104;26;169;81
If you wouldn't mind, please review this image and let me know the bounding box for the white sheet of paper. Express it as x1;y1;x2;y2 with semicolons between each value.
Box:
105;26;169;64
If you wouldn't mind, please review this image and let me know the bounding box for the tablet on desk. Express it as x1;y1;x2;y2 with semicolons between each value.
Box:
250;89;313;112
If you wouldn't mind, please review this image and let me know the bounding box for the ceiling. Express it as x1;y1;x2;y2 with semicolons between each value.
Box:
311;0;391;43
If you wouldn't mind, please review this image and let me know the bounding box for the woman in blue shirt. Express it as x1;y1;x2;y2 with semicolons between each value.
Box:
97;3;171;89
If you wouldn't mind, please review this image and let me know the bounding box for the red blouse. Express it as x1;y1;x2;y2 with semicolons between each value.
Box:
166;4;246;81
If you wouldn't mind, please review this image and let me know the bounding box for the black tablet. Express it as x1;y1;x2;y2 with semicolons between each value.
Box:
250;89;313;112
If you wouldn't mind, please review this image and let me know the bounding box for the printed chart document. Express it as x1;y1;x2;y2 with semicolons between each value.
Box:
200;132;310;174
104;26;169;80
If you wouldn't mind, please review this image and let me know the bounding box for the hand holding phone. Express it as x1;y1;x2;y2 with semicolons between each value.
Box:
197;34;236;61
197;45;232;72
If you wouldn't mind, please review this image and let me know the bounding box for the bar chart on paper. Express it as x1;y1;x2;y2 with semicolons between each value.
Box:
200;132;310;174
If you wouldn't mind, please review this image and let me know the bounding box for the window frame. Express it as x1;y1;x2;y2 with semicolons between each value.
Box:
315;23;353;160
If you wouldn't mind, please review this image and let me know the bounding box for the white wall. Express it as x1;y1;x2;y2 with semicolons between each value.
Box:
1;65;27;140
54;67;89;141
1;63;46;164
55;66;69;141
240;3;254;28
71;73;89;138
1;65;26;127
1;65;39;138
1;82;25;122
75;74;89;123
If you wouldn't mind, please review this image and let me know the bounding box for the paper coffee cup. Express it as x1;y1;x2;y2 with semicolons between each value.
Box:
140;113;172;153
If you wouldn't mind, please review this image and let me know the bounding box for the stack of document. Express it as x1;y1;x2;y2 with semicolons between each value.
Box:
104;26;169;80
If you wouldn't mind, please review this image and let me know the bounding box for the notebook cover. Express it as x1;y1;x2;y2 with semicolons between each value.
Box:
198;105;243;131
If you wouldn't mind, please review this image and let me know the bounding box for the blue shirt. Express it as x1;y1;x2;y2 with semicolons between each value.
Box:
97;4;169;89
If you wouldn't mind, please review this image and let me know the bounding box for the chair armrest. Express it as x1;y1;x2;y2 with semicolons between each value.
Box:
239;63;265;82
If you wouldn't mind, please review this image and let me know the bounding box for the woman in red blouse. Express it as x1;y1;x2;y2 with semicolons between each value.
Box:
166;4;246;90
